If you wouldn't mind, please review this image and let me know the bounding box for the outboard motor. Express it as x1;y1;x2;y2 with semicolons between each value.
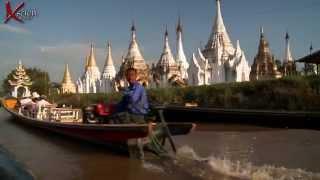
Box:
83;105;97;124
83;103;116;124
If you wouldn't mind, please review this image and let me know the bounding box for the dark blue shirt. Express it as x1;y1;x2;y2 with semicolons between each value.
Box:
117;82;149;115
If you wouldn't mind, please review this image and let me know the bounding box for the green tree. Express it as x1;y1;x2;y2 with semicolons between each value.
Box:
2;67;51;96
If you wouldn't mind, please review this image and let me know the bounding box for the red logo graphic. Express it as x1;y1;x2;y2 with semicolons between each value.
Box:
4;1;25;23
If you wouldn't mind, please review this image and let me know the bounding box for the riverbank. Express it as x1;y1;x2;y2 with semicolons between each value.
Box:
51;75;320;111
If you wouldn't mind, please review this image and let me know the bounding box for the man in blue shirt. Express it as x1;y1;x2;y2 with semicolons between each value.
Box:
116;68;149;124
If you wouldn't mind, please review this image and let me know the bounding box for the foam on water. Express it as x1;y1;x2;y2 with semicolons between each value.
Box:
142;161;165;173
175;145;320;180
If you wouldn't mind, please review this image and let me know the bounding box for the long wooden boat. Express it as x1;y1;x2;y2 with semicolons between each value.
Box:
1;97;195;153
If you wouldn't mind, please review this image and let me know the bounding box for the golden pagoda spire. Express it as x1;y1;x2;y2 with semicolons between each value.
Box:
62;64;73;84
87;43;97;67
61;63;76;94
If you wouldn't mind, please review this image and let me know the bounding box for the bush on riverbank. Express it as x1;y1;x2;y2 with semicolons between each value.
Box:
51;75;320;111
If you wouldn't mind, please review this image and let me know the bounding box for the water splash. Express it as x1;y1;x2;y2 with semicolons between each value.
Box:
142;161;165;173
176;146;320;180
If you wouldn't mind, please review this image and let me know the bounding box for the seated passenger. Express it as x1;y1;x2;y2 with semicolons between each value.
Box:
35;95;52;120
20;97;33;107
36;95;51;109
115;68;149;124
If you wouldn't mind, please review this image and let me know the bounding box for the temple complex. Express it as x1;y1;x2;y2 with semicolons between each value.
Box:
250;28;282;81
8;61;32;98
61;64;76;94
51;0;310;92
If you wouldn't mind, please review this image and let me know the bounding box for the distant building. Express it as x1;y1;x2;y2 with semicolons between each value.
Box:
61;64;76;94
8;61;32;98
189;0;250;86
282;32;296;76
152;28;186;88
76;44;101;93
250;28;282;81
296;49;320;75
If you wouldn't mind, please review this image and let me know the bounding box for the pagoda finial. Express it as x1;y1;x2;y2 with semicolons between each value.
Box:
131;20;136;32
165;25;168;37
107;40;111;50
17;60;23;70
260;26;264;38
284;31;293;63
164;25;169;49
310;42;313;54
285;31;289;40
131;20;136;41
177;16;182;33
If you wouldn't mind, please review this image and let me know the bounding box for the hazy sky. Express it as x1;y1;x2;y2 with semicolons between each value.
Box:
0;0;319;82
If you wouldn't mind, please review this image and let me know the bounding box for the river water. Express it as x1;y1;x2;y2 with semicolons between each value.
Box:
0;108;320;180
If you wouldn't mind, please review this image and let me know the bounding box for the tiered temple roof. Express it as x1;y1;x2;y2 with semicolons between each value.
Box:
9;61;32;87
250;28;282;81
203;0;234;59
8;61;32;97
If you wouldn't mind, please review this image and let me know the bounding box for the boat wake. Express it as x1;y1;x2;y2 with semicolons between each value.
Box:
144;146;320;180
